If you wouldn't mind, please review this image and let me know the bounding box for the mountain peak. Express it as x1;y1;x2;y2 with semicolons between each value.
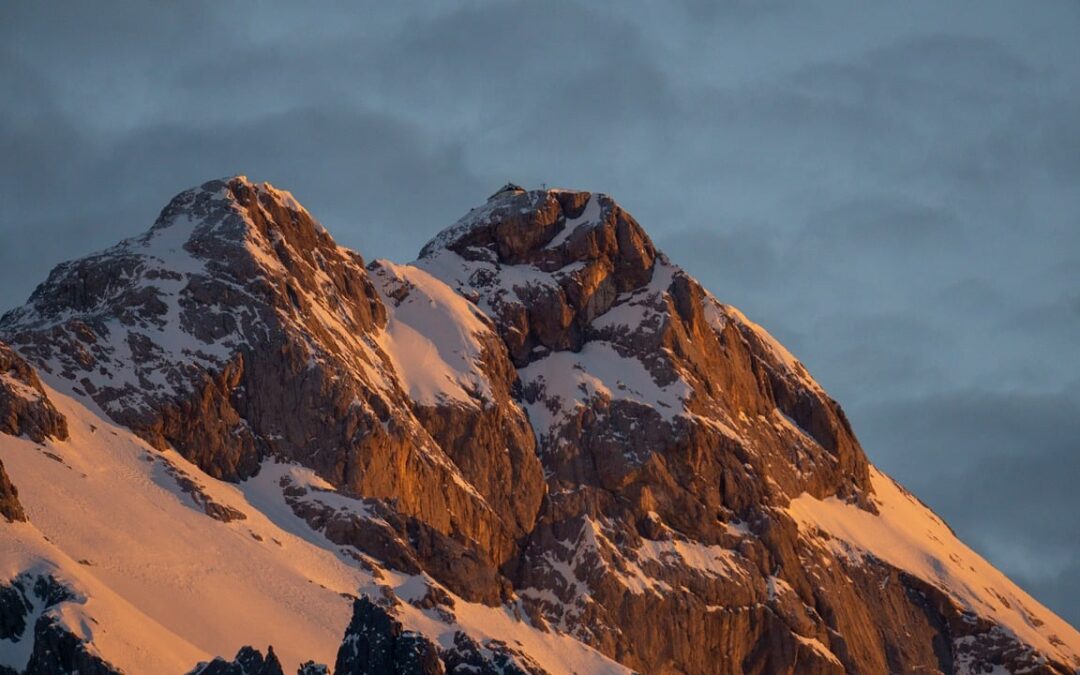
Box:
150;175;327;250
2;177;1079;675
419;186;656;281
488;181;527;200
4;175;360;336
0;175;387;476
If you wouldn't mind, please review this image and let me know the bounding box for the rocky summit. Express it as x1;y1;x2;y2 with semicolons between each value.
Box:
0;176;1077;675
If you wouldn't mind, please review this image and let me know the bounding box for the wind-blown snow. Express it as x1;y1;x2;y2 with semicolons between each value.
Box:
788;467;1080;669
0;528;207;673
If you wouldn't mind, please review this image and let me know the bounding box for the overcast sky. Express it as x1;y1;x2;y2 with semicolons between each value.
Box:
3;1;1078;626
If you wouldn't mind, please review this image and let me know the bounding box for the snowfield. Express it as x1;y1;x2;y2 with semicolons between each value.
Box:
0;378;629;674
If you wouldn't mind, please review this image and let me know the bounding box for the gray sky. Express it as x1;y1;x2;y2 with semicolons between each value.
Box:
3;1;1078;626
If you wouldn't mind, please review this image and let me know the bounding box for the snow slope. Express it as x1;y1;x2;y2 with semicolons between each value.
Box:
788;467;1080;671
0;384;361;672
0;377;629;674
369;259;496;408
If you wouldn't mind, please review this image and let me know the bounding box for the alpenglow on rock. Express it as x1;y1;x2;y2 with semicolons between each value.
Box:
0;176;1077;675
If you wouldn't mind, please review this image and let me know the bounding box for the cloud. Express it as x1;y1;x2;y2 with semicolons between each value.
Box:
854;389;1080;624
2;0;1080;629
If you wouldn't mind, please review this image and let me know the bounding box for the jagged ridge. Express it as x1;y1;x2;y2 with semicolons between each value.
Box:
0;177;1077;675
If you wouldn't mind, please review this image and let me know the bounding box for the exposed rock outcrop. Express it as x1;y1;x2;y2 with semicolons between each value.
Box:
279;469;510;605
23;615;123;675
332;597;545;675
441;631;547;675
0;342;67;443
334;598;444;675
0;577;32;640
0;574;121;675
0;459;26;523
419;189;656;366
0;574;73;647
188;646;285;675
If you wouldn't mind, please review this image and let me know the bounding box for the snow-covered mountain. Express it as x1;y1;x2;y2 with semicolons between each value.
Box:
0;176;1077;674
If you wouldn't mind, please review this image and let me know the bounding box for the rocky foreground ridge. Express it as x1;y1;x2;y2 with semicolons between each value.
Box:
0;177;1077;674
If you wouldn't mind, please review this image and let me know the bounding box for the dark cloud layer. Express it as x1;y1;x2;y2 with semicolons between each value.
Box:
3;1;1078;626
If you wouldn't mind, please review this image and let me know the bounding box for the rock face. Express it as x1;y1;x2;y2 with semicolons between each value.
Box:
0;340;68;524
332;597;543;675
0;177;542;605
0;577;35;641
416;188;877;673
333;598;444;675
0;342;67;444
188;646;285;675
0;459;25;523
0;574;122;675
1;177;1078;675
23;616;122;675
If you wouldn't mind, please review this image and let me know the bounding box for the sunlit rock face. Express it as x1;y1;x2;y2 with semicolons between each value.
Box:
0;178;1077;675
414;188;882;674
0;342;67;445
0;177;545;606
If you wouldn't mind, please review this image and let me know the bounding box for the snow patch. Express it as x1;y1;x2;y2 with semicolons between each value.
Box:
520;341;689;441
371;260;494;408
788;466;1080;668
544;194;603;249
